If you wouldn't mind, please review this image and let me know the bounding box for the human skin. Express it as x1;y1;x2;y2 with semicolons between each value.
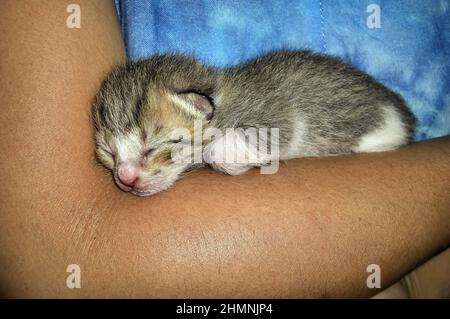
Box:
0;0;449;298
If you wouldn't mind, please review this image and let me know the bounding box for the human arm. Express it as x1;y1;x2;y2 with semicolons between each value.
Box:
0;0;449;298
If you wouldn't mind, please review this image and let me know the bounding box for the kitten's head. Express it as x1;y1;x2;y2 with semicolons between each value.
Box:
92;62;214;196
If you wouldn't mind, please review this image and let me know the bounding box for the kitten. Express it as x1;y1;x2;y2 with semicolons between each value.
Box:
92;50;416;196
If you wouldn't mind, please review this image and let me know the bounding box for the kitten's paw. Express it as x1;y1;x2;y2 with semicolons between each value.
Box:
210;162;252;176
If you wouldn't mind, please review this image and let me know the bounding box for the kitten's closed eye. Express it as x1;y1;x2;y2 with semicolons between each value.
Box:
143;139;179;158
101;148;114;158
170;137;183;143
143;148;155;157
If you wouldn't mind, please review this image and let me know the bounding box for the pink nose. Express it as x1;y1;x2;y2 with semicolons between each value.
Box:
117;162;139;187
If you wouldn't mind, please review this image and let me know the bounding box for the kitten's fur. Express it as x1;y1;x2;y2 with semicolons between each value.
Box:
93;50;416;196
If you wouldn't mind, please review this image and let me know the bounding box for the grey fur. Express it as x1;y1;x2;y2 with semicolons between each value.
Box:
212;50;416;155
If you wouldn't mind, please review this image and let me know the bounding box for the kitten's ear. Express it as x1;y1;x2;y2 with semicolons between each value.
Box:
174;92;214;121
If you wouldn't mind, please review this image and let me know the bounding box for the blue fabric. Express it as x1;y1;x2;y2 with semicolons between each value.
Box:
115;0;450;141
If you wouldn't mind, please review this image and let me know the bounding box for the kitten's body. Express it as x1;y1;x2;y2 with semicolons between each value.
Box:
216;51;415;156
93;50;416;196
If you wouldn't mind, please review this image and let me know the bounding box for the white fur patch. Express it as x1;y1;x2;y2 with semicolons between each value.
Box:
281;117;310;159
354;106;408;153
203;128;272;175
115;131;143;162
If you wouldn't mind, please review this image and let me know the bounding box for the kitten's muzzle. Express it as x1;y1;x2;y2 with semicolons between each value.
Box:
116;162;140;189
114;161;169;196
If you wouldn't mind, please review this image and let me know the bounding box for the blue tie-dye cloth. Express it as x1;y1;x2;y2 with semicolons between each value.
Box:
115;0;450;141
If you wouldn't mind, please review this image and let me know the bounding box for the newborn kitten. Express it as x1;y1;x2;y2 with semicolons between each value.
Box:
92;50;416;196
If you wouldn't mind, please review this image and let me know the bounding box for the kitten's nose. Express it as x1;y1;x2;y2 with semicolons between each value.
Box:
117;162;139;187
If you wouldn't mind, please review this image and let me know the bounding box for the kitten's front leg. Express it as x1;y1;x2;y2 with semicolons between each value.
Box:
203;131;268;176
210;162;254;176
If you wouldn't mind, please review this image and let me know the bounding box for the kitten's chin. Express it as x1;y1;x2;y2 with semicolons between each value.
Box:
129;186;168;197
129;177;177;197
130;189;155;197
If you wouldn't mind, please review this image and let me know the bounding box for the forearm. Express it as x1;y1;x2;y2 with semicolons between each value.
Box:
98;138;449;298
0;0;449;298
3;138;449;298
